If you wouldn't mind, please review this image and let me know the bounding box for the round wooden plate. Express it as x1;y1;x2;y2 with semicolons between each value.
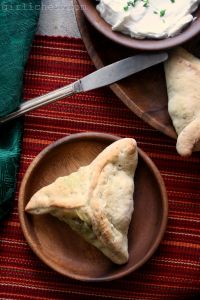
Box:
19;132;168;282
74;1;200;139
74;1;176;139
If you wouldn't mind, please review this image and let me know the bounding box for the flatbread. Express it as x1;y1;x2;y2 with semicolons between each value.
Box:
164;47;200;156
25;138;138;264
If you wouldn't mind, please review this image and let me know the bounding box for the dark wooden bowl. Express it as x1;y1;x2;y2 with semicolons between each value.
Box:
76;0;200;51
18;132;168;281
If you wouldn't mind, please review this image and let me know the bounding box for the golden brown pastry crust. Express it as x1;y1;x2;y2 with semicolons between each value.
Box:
164;47;200;157
25;138;138;264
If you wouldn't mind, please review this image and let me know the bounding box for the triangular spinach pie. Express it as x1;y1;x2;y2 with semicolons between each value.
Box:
164;47;200;157
25;138;138;264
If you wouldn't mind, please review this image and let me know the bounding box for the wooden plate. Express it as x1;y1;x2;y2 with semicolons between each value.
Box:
19;132;168;282
76;0;200;51
74;1;200;139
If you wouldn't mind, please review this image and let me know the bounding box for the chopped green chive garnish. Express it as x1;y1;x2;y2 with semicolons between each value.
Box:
124;6;129;11
123;1;170;15
160;9;166;17
123;0;149;11
123;1;136;11
143;0;149;8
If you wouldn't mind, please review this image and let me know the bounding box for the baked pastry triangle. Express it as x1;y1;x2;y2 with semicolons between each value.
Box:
164;47;200;157
25;138;138;264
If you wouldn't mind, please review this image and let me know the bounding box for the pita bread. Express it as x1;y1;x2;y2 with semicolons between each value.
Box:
164;47;200;157
25;138;138;264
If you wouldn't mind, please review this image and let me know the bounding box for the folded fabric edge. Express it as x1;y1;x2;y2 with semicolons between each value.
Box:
0;0;41;220
0;121;22;221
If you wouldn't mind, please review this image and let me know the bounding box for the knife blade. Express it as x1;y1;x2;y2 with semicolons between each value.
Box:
0;52;168;124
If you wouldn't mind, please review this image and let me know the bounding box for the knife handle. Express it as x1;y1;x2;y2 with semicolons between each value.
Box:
0;81;81;124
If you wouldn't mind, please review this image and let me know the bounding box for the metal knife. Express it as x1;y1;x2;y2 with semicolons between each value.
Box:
0;52;168;124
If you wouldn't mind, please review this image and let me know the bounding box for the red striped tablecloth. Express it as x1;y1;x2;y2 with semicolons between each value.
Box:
0;36;200;300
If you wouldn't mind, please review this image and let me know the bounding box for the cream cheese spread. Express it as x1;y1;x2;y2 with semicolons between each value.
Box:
96;0;200;39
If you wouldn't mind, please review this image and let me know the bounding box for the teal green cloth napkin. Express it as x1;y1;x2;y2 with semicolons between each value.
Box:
0;0;41;220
